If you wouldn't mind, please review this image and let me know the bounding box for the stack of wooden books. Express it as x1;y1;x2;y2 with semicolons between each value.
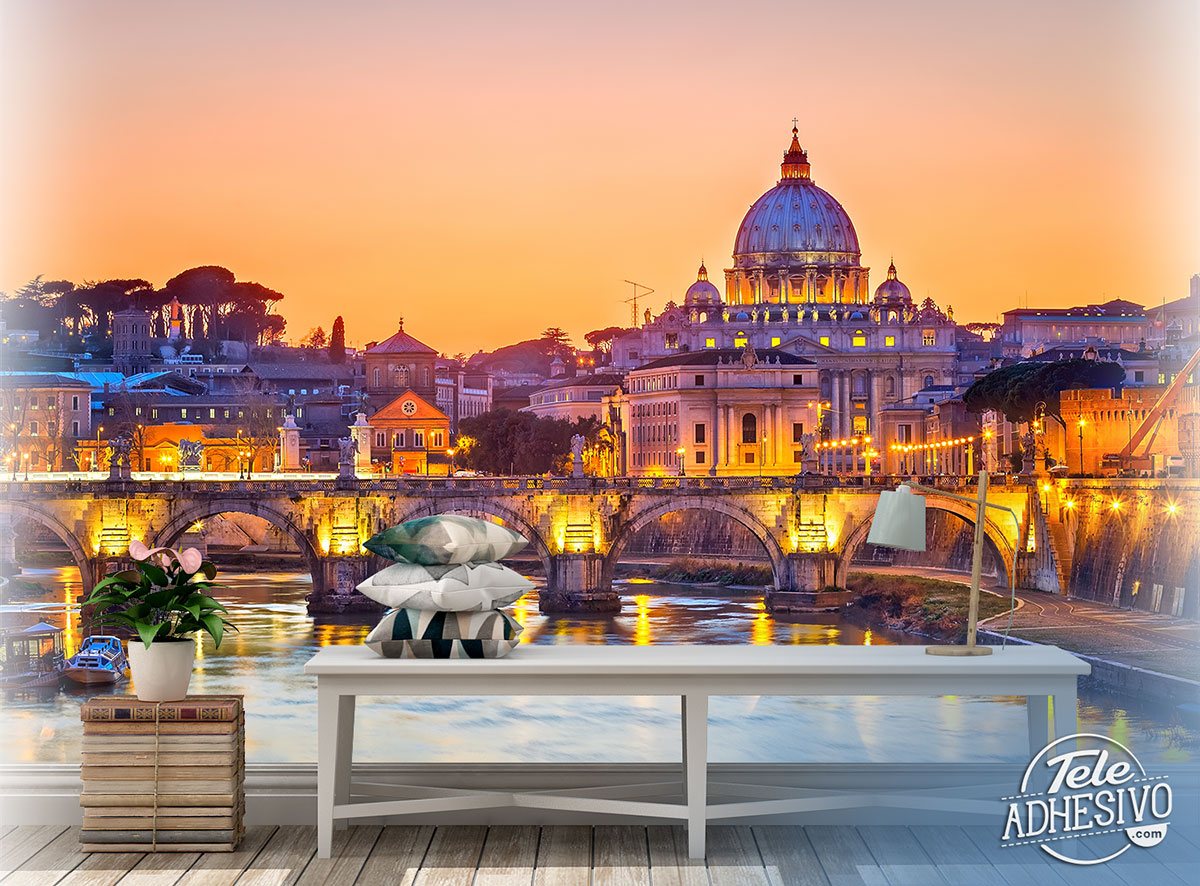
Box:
79;695;245;852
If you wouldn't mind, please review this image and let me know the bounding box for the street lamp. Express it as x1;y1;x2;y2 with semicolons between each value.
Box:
446;447;456;477
808;400;832;438
1077;417;1087;476
22;451;30;481
95;425;105;472
676;445;685;477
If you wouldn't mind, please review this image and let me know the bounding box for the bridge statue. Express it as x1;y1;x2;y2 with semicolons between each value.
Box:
337;436;358;480
570;434;585;478
1020;426;1037;477
107;435;132;481
178;439;204;473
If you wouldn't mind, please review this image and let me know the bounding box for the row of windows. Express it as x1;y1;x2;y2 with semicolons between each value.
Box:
633;423;677;445
633;401;678;418
698;331;933;350
371;366;432;388
629;374;679;394
105;406;279;421
373;430;445;449
13;419;84;436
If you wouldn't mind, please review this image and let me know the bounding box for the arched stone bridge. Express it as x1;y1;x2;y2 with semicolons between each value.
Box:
2;476;1042;613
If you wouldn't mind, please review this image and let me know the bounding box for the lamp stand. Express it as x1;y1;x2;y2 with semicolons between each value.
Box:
927;469;993;656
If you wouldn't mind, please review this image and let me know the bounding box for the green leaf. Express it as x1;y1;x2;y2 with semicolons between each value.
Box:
201;613;224;648
139;562;169;586
198;562;217;581
196;595;229;614
134;621;167;649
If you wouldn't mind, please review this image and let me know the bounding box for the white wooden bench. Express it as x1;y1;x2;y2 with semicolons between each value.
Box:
305;644;1089;858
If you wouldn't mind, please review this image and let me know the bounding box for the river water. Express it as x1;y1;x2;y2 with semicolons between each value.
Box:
2;567;1196;766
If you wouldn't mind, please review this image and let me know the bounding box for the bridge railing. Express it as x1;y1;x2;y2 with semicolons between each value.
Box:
2;472;1037;497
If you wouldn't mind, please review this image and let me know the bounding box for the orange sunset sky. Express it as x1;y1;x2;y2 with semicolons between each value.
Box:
1;0;1197;356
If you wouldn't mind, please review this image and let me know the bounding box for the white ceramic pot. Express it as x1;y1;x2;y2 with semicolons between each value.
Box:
128;639;196;702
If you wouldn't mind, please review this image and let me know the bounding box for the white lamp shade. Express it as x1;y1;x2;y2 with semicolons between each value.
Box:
866;485;927;552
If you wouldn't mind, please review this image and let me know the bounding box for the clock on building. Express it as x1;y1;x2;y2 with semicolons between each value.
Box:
401;400;417;416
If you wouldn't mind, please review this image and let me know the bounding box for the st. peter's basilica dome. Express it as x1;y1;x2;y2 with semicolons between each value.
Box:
731;127;861;271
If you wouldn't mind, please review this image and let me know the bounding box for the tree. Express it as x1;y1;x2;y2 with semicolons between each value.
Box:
329;316;346;363
300;326;327;349
163;266;236;343
584;326;629;355
540;327;574;358
458;410;601;475
963;359;1126;427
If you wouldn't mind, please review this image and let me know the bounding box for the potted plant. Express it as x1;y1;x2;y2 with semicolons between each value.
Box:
82;540;236;701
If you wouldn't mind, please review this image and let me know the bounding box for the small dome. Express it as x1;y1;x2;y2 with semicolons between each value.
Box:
684;262;721;306
874;260;912;303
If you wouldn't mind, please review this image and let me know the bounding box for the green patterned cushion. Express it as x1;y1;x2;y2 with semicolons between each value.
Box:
357;561;533;611
365;514;529;565
364;608;523;659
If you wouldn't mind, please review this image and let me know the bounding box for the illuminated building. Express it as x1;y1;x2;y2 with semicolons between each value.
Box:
999;299;1148;357
0;373;93;471
368;390;452;474
112;308;153;376
606;347;820;477
362;320;439;402
523;373;624;422
612;126;957;440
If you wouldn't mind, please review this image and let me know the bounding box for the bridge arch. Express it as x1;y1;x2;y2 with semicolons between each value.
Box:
154;499;323;587
835;495;1016;590
604;497;787;590
390;498;554;576
0;500;95;592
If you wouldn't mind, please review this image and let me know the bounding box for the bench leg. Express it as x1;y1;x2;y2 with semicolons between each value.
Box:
316;684;339;859
1052;683;1078;744
680;695;688;803
684;693;707;860
334;695;356;830
1026;695;1049;754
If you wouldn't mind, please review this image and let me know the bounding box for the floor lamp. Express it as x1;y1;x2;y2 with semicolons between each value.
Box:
866;470;1020;656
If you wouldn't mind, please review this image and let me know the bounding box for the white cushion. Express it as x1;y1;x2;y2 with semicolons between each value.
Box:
357;561;534;611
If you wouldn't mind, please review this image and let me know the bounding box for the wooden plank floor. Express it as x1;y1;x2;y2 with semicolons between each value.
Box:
3;825;1198;885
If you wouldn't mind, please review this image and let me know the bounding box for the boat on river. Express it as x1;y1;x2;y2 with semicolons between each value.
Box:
61;635;127;686
0;622;65;689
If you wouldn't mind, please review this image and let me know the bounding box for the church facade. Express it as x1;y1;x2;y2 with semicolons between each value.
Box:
611;127;958;444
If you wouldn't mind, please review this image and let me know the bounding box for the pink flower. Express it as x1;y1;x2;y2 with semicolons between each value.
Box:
128;540;204;574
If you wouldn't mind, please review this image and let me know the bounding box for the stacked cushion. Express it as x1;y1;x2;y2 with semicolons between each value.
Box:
361;514;530;659
364;514;528;565
357;561;533;611
365;609;522;659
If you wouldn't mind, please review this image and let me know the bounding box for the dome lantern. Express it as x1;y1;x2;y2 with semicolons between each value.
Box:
780;125;811;181
873;259;912;305
685;261;721;307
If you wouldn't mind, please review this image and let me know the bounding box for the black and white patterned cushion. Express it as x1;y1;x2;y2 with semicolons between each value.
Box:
364;608;523;659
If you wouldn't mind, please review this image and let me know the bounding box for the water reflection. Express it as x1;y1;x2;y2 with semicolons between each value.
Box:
1;566;1196;766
